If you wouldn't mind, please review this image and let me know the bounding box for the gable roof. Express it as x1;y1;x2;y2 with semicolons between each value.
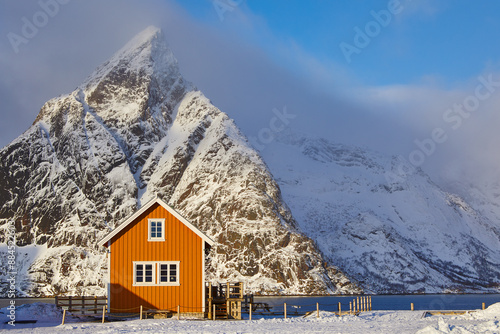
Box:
99;197;215;247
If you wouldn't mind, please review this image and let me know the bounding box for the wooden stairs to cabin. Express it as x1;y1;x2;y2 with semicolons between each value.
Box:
213;301;228;319
206;282;244;320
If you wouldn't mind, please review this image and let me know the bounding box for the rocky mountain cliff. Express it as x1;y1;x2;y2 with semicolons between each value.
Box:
262;133;500;293
0;27;358;296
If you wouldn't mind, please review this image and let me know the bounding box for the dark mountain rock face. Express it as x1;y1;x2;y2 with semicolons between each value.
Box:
0;27;358;296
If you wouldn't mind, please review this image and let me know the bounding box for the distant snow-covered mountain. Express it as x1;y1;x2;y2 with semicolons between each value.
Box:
261;133;500;293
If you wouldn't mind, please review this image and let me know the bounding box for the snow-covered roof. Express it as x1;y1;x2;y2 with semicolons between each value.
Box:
99;197;215;247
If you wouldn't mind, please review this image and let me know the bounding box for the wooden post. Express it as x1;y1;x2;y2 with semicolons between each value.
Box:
208;284;212;320
364;296;366;311
140;305;143;320
338;302;341;316
482;303;485;310
177;305;180;320
350;301;352;314
357;297;359;312
369;296;372;311
227;300;230;319
353;299;356;313
62;309;66;325
316;302;319;318
249;303;252;320
213;304;216;321
101;306;106;324
284;303;287;319
411;303;414;311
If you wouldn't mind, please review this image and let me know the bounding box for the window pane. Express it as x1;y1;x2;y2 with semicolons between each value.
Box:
150;221;163;239
145;264;153;282
160;264;168;282
169;264;177;282
150;222;157;238
136;264;144;282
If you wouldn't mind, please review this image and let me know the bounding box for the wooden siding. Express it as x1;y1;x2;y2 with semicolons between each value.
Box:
109;203;203;313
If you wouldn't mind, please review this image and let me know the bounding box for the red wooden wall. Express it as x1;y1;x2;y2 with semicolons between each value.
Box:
108;203;204;313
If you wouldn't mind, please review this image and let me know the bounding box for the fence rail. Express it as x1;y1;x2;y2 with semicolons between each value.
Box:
55;296;107;315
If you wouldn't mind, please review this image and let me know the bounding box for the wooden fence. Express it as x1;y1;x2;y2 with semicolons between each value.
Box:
55;296;107;315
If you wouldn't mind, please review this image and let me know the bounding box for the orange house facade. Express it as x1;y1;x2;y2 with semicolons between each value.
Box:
99;197;214;315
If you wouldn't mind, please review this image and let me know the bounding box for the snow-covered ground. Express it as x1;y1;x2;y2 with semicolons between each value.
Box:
1;302;499;333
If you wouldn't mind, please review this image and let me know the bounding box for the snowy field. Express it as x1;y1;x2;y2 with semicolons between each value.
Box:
1;303;500;333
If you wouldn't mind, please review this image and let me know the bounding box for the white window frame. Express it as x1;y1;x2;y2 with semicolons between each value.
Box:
133;261;157;286
148;219;165;241
133;261;181;286
157;261;180;286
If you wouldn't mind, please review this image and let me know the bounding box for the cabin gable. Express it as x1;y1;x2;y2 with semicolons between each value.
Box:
104;201;208;314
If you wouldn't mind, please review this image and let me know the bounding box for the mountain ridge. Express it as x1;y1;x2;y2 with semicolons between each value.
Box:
0;27;358;296
261;131;500;293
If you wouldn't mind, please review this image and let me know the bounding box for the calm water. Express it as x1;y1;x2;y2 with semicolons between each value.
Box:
2;294;499;312
254;294;500;312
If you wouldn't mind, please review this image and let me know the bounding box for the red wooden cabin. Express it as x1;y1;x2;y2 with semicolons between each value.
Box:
99;197;214;316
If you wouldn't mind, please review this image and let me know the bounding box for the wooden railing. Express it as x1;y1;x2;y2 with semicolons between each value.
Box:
55;296;107;314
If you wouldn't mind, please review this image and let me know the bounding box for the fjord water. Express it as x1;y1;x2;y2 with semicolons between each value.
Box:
255;294;500;312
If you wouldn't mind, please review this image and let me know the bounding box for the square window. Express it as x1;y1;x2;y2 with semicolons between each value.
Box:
133;262;156;286
148;219;165;241
157;262;180;285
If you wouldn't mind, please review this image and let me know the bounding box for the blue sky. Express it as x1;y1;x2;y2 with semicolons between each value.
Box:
178;0;500;86
1;0;500;185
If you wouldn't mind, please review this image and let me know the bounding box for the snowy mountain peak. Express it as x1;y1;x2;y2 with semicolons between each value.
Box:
81;26;180;88
0;28;358;296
